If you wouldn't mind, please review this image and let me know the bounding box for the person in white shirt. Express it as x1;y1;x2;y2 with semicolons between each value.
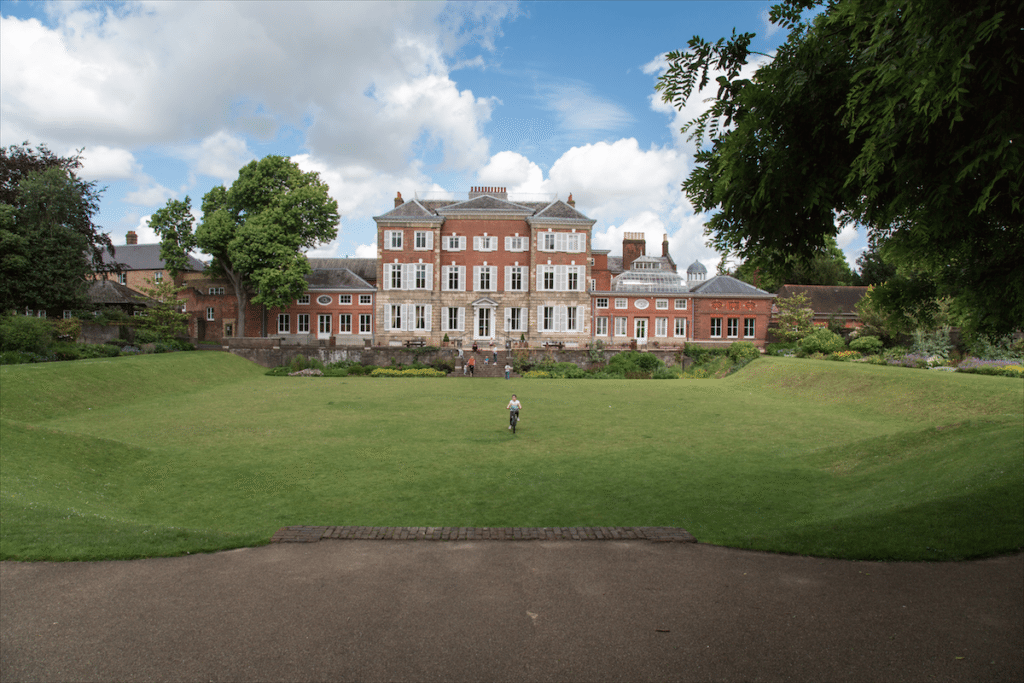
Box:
506;394;521;430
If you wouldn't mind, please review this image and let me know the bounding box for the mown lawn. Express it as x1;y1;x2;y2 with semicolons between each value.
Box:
1;353;1021;561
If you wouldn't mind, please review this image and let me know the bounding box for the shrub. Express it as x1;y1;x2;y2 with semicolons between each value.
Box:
522;370;552;378
52;341;83;361
0;350;36;365
652;367;680;379
370;367;446;377
0;315;55;355
684;344;729;365
799;328;847;355
607;350;663;375
829;350;862;361
431;358;455;374
967;334;1024;361
289;368;324;377
765;342;798;357
728;341;760;362
910;327;952;361
956;358;1024;378
849;335;883;355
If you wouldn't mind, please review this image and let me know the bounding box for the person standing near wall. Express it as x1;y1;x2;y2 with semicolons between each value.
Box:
467;355;475;376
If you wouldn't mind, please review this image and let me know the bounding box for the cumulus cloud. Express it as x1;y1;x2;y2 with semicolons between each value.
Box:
75;146;140;180
174;131;256;185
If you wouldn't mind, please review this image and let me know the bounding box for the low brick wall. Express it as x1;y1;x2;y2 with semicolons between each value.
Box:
223;338;693;369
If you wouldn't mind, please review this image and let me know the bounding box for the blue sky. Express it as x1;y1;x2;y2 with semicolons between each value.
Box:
0;0;865;268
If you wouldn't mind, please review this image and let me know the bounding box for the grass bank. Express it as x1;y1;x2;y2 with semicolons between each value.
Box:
1;354;1021;561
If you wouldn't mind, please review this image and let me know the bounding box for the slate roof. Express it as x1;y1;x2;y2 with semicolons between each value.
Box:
307;258;376;283
87;279;156;307
775;285;869;314
691;275;774;296
611;269;689;294
686;260;708;275
375;194;593;223
305;267;374;291
532;200;592;221
99;244;205;272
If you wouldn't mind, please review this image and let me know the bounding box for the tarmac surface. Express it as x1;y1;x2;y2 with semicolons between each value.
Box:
2;540;1022;683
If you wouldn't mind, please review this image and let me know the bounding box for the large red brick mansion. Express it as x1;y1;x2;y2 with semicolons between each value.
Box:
149;187;774;348
373;187;773;348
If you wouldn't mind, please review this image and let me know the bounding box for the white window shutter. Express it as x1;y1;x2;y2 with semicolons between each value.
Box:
578;234;586;252
536;268;543;290
504;266;512;291
441;266;450;291
578;305;586;332
558;305;568;332
457;266;465;291
383;264;391;291
424;305;433;332
555;265;568;292
473;236;481;251
458;307;465;332
425;232;433;249
425;264;433;289
537;306;544;331
505;236;512;251
473;266;481;291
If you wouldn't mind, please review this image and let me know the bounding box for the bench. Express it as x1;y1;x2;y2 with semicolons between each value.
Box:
404;340;426;348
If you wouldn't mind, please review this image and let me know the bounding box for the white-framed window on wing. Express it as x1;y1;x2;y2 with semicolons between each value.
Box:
209;287;226;296
384;263;432;290
442;235;467;251
297;314;310;333
504;266;527;291
318;314;332;335
596;298;609;309
441;265;465;291
538;231;586;253
390;305;402;330
505;235;528;252
675;298;688;310
206;307;215;321
536;304;585;333
339;295;352;305
117;273;126;285
473;235;498;252
536;265;584;292
656;299;669;310
710;317;722;338
615;317;628;337
674;317;687;338
504;307;527;333
727;317;739;338
414;231;433;250
277;314;290;334
615;298;628;309
414;304;432;331
339;314;352;333
474;265;496;291
359;294;372;305
384;230;403;250
297;294;309;304
596;317;609;336
443;307;466;332
359;314;372;334
744;318;756;338
655;317;668;337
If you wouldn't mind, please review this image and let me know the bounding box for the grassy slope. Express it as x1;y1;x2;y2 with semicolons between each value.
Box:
1;354;1021;561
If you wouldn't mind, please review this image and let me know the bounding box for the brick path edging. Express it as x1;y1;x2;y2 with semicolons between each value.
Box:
270;526;696;544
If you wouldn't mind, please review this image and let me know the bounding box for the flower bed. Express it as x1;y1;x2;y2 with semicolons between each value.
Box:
369;367;446;378
955;358;1024;378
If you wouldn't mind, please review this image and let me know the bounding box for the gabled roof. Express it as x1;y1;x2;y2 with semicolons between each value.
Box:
99;244;205;272
87;279;156;307
775;285;869;314
374;199;439;219
305;267;374;291
533;200;591;220
691;275;773;296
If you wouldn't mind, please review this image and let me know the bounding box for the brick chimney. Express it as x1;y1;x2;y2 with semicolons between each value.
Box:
662;233;670;258
394;191;404;208
567;193;575;207
468;186;507;200
622;232;645;269
126;231;138;245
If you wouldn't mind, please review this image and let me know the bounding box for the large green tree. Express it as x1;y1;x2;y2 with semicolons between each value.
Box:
732;236;856;292
657;0;1022;335
151;156;339;337
0;143;114;313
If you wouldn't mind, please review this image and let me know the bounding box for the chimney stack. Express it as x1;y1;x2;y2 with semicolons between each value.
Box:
622;231;646;269
394;191;404;208
468;186;507;200
567;193;575;207
662;233;669;257
126;231;138;245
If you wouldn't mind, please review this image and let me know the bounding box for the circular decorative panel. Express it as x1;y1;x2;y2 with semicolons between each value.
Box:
317;295;332;305
634;299;649;310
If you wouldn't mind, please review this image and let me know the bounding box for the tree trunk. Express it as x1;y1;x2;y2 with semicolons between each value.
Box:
224;268;246;338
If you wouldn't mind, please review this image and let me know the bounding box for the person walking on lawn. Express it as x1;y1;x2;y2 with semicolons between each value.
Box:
467;355;475;376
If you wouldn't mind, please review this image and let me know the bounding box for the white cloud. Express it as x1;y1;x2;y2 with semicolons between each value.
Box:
476;151;546;195
354;243;377;258
174;131;256;185
0;3;500;174
75;146;139;180
124;182;173;206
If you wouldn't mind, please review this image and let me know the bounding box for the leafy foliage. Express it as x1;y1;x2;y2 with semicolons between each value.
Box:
773;292;814;342
152;156;339;337
799;328;847;355
849;335;883;355
136;279;189;341
1;143;115;312
657;0;1023;335
0;314;55;354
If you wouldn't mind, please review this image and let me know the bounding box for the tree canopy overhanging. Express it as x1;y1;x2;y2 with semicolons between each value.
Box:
656;0;1023;335
150;155;340;337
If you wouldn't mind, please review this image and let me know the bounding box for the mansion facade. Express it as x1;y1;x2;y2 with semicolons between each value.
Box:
120;188;774;349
